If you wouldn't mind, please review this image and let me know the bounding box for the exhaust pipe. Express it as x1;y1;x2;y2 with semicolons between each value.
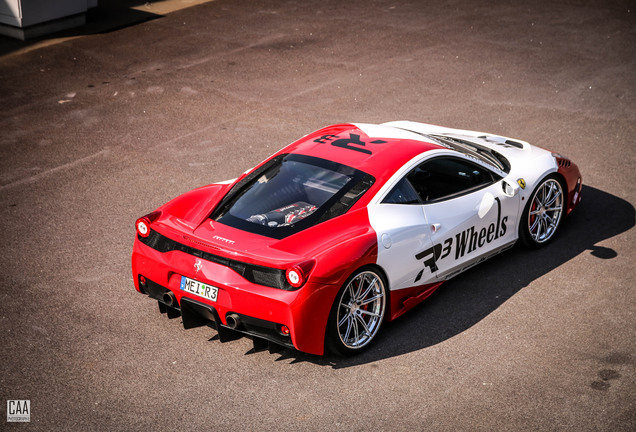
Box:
226;313;241;329
162;291;176;307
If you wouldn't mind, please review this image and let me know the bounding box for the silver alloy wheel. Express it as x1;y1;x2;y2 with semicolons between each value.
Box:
336;270;386;350
528;178;564;243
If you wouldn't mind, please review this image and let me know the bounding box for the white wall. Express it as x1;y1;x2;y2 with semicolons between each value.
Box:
0;0;97;28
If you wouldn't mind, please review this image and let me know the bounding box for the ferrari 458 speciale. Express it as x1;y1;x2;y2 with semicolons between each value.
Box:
132;121;582;355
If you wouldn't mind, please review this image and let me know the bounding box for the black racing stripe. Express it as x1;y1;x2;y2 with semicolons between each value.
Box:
138;230;294;291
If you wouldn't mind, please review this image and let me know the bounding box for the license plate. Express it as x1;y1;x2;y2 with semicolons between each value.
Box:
180;276;218;302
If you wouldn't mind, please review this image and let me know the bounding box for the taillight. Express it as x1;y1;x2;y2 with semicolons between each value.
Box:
285;260;315;289
135;211;161;238
135;217;151;237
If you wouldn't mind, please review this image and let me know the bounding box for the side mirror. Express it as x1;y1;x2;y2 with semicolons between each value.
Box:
502;180;520;197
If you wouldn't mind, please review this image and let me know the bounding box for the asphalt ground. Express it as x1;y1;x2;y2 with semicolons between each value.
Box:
1;0;634;430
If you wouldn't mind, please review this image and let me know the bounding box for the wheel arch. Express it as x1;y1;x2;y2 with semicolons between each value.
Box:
364;263;391;321
323;263;390;355
518;171;566;248
341;262;392;321
553;171;569;206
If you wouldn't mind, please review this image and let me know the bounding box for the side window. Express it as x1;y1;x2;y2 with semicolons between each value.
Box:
382;157;496;205
383;177;421;204
408;157;494;202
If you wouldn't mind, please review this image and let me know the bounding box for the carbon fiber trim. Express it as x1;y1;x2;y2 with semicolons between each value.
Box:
138;230;293;290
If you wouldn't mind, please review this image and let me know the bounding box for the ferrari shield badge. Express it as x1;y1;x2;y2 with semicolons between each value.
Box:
517;178;526;189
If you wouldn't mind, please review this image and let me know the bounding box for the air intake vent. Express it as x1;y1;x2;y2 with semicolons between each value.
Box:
183;235;221;250
557;158;571;168
479;135;525;149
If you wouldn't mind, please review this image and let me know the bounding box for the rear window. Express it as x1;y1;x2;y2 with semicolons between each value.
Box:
211;154;374;239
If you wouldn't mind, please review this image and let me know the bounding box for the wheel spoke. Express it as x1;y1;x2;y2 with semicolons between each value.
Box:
352;316;359;345
541;216;550;235
357;277;376;302
353;276;364;300
546;191;560;207
530;217;540;233
359;293;383;306
355;315;370;337
536;218;544;239
347;282;355;300
335;270;386;350
342;316;352;342
358;309;380;318
338;308;350;328
543;184;553;203
544;213;555;228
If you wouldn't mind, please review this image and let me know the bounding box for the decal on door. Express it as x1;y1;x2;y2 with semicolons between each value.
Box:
413;197;509;282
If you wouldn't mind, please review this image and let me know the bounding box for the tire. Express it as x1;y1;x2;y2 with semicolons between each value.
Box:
325;266;387;355
519;174;566;248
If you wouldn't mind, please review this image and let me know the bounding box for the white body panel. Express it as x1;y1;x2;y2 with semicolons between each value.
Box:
363;121;558;292
422;180;519;281
368;171;519;291
381;120;560;205
367;204;433;291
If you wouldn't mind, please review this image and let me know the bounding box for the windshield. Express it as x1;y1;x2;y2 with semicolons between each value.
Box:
211;154;374;239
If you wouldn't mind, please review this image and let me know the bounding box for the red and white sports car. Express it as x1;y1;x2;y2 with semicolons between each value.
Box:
132;121;582;355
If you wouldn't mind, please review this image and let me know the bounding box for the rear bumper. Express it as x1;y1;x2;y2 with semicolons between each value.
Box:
139;275;296;349
132;238;336;355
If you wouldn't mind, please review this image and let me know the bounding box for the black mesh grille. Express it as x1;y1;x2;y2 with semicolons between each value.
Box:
250;267;287;288
138;230;295;290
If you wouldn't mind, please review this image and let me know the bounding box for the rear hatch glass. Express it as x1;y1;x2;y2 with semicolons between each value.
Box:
211;154;375;239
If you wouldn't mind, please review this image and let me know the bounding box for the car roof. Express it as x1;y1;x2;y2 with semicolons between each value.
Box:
283;123;446;182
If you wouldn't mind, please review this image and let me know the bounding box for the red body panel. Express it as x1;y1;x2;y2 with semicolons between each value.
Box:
556;159;583;216
132;204;380;355
388;282;445;321
267;124;443;199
